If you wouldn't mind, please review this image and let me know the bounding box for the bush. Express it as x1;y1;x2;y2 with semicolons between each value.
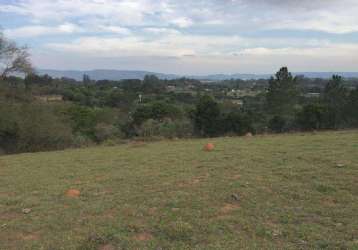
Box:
94;123;121;143
137;118;193;139
193;95;221;137
269;116;287;133
223;111;253;135
296;104;326;130
0;103;74;153
0;104;19;153
132;101;182;126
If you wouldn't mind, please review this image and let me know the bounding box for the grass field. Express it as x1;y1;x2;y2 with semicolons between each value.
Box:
0;131;358;249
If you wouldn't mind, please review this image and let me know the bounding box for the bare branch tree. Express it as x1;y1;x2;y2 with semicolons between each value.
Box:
0;31;33;80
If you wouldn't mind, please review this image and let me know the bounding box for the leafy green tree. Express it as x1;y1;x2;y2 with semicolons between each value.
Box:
142;75;164;93
267;67;300;118
150;101;181;121
269;115;287;133
296;103;326;130
322;75;348;128
223;111;253;135
132;105;154;125
346;87;358;126
104;89;136;109
131;101;182;126
193;95;221;137
83;74;91;84
24;73;53;89
66;105;98;138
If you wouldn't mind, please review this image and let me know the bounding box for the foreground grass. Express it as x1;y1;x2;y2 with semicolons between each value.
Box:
0;131;357;250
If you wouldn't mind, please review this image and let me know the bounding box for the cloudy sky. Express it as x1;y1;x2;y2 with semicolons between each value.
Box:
1;0;358;74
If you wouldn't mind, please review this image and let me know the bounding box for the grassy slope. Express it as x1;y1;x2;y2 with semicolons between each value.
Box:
0;131;357;250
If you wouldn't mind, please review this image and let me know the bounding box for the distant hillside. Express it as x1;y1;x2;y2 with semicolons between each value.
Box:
37;69;179;81
38;69;358;81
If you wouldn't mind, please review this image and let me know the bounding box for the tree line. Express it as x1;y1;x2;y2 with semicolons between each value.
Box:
1;32;358;154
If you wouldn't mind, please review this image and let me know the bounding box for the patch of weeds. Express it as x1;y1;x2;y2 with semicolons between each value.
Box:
161;219;194;242
291;193;301;200
314;240;349;250
316;184;336;194
3;197;21;206
314;240;330;249
255;226;271;239
77;231;117;250
279;215;290;224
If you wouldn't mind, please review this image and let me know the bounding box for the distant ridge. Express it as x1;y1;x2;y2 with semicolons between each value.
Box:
38;69;358;81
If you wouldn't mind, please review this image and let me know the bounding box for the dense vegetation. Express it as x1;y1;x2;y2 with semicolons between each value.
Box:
1;67;358;154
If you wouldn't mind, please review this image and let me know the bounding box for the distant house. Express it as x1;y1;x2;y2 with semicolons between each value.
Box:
231;100;244;106
34;95;64;102
186;84;195;90
166;85;176;92
227;89;241;98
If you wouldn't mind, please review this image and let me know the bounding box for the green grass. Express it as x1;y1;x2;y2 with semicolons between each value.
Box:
0;131;358;249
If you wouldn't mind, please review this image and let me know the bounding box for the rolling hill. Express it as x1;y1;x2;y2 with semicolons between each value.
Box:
38;69;358;81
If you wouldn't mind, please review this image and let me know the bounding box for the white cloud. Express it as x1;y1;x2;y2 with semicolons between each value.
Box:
170;17;194;28
2;0;358;34
0;0;170;25
239;44;358;57
46;36;196;57
2;0;358;73
44;32;357;59
94;25;131;35
4;23;131;38
4;23;82;38
143;27;181;35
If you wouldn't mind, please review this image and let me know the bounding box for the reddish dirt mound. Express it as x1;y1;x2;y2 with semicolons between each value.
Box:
65;189;80;198
204;143;215;151
21;233;40;241
98;244;116;250
133;232;153;241
220;203;240;214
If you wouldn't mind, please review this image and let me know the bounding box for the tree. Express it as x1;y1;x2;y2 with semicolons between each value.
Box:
0;31;33;80
268;115;287;133
83;74;91;84
267;67;300;118
322;75;348;128
131;101;181;126
223;111;253;135
24;73;53;88
296;103;326;130
346;87;358;126
193;95;221;137
142;75;164;93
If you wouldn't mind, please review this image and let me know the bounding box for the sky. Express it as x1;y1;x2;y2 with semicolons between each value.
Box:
1;0;358;75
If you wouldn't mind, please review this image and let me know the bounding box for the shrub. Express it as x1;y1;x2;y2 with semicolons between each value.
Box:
15;104;74;152
193;95;221;137
0;103;75;153
269;116;287;133
296;104;326;130
137;118;193;139
94;123;121;143
223;111;253;135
